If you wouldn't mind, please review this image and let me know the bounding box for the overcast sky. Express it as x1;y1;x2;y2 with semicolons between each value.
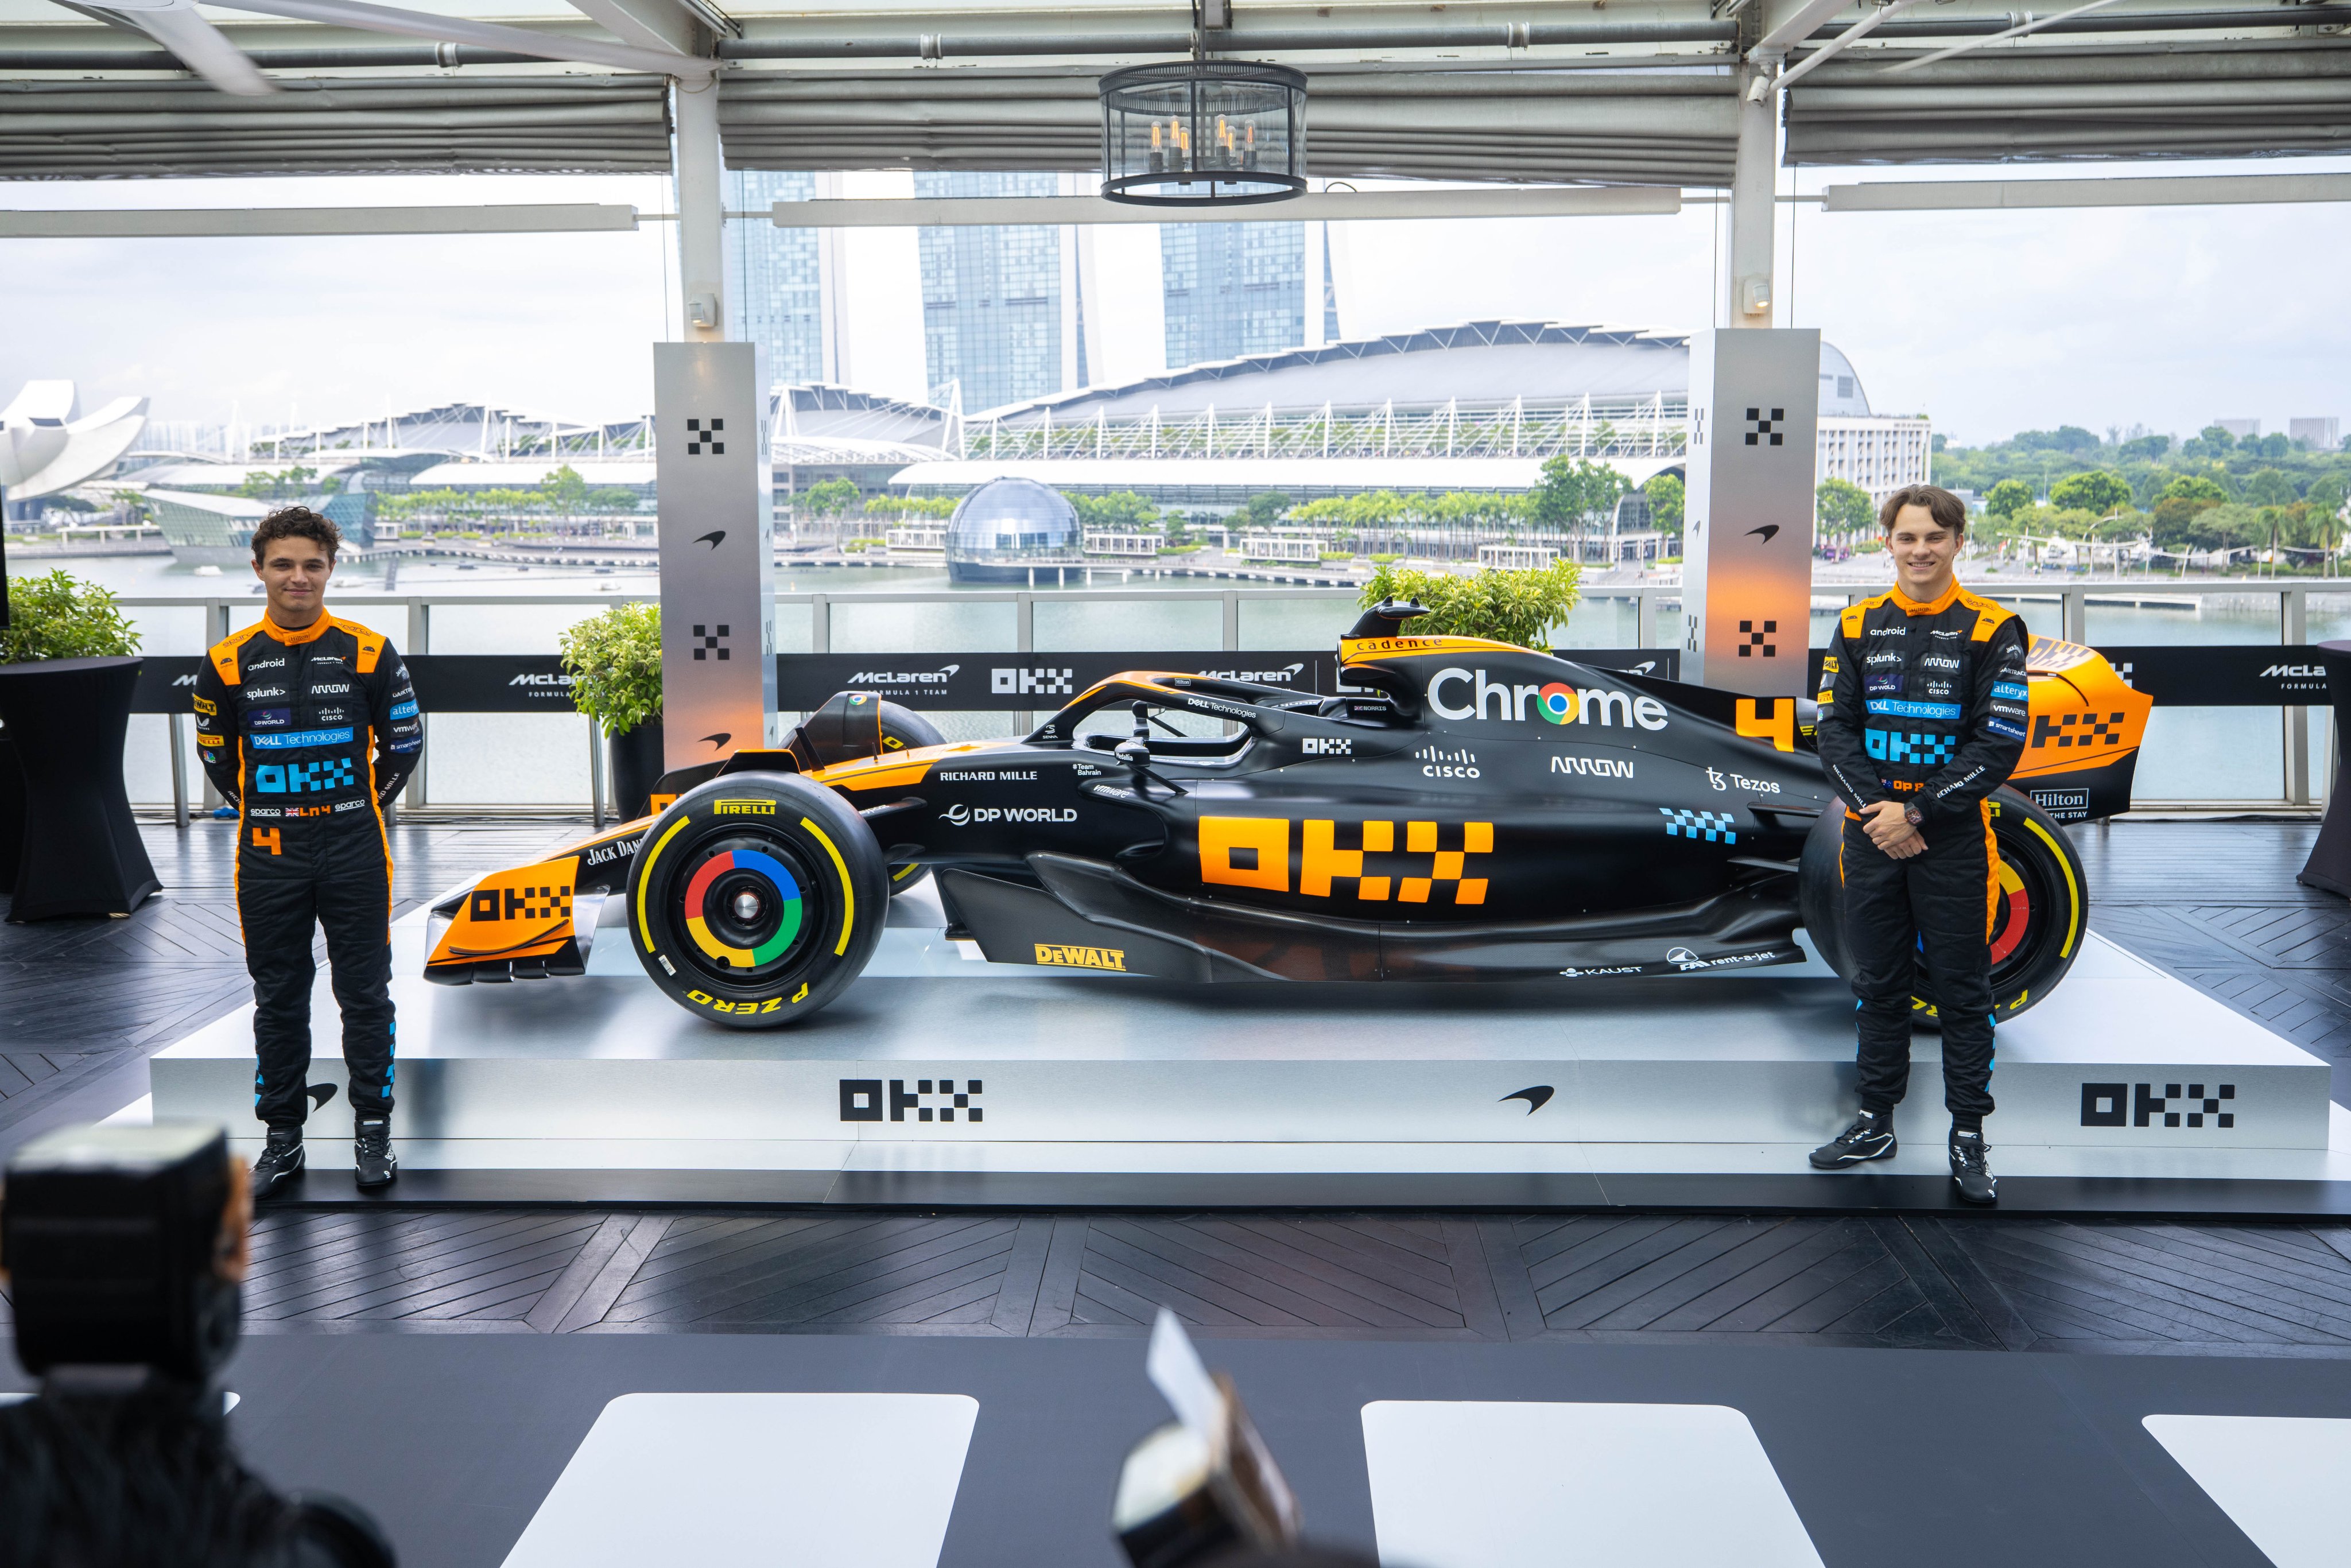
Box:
6;154;2345;449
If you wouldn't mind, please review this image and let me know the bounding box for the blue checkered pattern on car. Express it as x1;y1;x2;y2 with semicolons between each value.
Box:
1866;729;1958;765
1659;807;1737;844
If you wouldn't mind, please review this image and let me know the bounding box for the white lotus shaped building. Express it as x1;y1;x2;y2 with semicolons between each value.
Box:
0;381;150;501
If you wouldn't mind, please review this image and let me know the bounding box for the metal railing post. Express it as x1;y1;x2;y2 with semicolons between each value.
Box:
2063;585;2087;644
199;598;230;813
407;598;430;808
1223;591;1240;651
589;723;607;829
1015;592;1034;653
810;594;831;654
2286;585;2309;806
167;712;188;829
1636;585;1658;648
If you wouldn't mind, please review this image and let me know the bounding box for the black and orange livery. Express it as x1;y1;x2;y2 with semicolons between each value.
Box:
196;612;420;1126
425;604;2135;1030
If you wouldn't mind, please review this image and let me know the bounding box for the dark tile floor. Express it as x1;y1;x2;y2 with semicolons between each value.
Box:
7;815;2351;1355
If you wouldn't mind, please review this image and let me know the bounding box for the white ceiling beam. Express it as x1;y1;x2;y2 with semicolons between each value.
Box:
1771;0;1923;93
1755;0;1863;56
211;0;716;75
771;188;1681;227
562;0;697;57
1883;0;2128;73
79;0;274;94
1822;173;2351;209
0;204;642;236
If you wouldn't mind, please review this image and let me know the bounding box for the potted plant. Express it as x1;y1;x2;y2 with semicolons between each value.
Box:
0;569;159;918
1359;559;1582;648
560;601;664;818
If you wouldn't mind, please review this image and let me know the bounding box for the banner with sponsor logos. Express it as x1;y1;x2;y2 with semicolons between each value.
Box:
141;642;2327;718
133;655;585;716
773;649;1681;711
1806;644;2329;708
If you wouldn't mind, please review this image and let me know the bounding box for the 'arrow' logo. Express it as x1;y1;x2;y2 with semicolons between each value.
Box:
1502;1085;1555;1115
695;530;726;549
1748;525;1780;544
701;732;731;750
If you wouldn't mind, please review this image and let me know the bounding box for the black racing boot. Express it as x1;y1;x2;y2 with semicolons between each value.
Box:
354;1116;398;1189
1949;1127;1996;1205
1809;1111;1896;1170
251;1126;306;1200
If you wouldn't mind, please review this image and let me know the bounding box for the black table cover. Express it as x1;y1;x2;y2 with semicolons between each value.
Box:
2299;639;2351;897
0;655;160;920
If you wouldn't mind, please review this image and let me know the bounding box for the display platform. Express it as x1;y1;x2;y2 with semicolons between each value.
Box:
142;887;2351;1214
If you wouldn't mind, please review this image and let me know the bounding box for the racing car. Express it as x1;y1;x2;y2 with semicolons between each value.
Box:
423;603;2150;1029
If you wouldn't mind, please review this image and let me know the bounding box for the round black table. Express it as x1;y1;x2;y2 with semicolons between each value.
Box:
2299;639;2351;897
0;655;160;920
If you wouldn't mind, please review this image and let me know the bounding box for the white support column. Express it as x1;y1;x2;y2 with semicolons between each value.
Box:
1727;61;1776;328
673;76;727;342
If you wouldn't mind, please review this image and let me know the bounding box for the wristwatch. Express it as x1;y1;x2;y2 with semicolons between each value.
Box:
1903;804;1926;828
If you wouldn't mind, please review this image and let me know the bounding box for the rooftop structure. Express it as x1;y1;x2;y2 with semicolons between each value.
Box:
898;321;1924;509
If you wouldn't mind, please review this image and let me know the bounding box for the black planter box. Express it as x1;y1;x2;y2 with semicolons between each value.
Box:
0;655;160;920
610;718;665;822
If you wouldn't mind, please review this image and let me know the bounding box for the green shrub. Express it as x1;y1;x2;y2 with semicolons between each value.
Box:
559;602;661;737
0;570;142;663
1359;560;1582;649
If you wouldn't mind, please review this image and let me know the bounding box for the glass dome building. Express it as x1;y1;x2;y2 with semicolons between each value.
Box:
944;476;1086;584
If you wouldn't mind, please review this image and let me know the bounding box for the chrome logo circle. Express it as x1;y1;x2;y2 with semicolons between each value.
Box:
683;848;805;968
1537;683;1578;724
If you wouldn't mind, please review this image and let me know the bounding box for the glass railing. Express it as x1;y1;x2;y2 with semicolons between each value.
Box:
104;580;2337;816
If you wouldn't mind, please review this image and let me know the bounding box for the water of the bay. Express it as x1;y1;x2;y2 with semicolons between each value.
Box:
44;553;2339;808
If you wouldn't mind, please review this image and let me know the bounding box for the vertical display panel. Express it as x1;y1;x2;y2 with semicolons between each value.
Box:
654;341;777;770
1682;329;1821;697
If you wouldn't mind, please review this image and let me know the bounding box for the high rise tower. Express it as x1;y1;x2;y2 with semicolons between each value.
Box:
726;170;847;387
1159;220;1333;370
915;172;1100;413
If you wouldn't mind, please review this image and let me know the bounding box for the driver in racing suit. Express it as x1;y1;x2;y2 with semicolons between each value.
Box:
192;506;420;1197
1809;483;2028;1205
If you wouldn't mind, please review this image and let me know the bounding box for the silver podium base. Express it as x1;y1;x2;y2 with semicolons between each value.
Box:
139;887;2351;1210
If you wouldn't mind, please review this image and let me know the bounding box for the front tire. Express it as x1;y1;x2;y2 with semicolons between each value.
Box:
1799;786;2087;1022
627;772;887;1028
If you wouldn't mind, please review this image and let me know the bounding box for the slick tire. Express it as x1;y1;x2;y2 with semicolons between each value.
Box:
1799;786;2087;1024
628;772;888;1028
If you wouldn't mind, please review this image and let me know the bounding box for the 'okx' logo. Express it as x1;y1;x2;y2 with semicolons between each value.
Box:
839;1078;982;1124
2080;1081;2234;1129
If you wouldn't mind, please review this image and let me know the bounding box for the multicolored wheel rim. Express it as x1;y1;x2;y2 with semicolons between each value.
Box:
682;848;805;968
1987;858;2032;966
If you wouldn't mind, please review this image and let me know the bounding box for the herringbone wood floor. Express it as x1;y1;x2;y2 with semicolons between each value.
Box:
6;817;2351;1353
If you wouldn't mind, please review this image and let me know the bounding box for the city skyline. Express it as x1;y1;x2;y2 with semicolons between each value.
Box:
6;160;2349;445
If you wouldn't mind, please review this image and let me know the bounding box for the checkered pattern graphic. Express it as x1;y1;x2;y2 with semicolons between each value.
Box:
2140;1082;2234;1129
1743;407;1786;447
684;417;724;456
1736;619;1778;658
471;884;573;923
692;624;731;662
2033;711;2127;749
990;667;1075;696
1660;808;1737;845
1866;729;1958;765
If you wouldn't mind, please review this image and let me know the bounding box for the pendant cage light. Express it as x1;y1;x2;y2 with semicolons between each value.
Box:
1099;60;1308;206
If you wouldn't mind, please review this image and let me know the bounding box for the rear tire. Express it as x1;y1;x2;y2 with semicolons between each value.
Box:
1799;786;2087;1023
628;772;887;1028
